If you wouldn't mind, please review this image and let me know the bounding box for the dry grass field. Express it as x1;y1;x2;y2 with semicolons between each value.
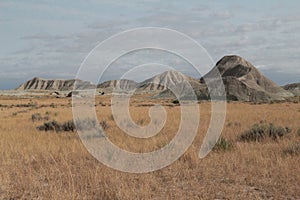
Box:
0;94;300;199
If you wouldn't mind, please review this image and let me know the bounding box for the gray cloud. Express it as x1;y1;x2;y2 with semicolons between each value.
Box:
210;10;233;19
21;34;70;41
1;1;300;90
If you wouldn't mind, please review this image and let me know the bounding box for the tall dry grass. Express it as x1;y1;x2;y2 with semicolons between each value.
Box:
0;95;299;199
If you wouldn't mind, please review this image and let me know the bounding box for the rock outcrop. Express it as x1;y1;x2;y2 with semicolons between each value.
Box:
15;55;295;102
283;83;300;96
16;77;95;91
137;70;198;91
203;55;294;102
97;79;137;93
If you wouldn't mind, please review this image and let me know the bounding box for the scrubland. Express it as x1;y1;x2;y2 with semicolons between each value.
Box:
0;95;299;199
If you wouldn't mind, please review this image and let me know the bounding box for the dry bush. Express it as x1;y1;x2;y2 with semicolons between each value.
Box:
239;123;291;142
31;113;50;122
37;120;75;132
75;118;98;131
99;120;109;130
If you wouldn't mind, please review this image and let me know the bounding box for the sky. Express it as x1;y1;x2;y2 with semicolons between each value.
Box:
0;0;299;90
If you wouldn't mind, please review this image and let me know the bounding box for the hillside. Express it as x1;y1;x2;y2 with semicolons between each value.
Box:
283;83;300;96
97;79;138;93
137;70;198;91
203;55;294;101
16;77;95;91
15;55;295;102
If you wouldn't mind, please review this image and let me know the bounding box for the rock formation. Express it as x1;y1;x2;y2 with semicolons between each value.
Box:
203;55;294;101
283;83;300;96
15;55;295;102
16;77;95;91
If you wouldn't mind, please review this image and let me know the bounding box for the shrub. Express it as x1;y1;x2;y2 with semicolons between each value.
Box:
285;126;292;133
172;99;180;104
239;123;290;142
75;118;98;131
213;137;234;152
99;102;106;106
31;113;42;122
37;118;107;133
100;120;109;130
50;103;57;108
137;119;145;126
37;120;75;132
283;144;300;156
15;102;38;108
297;128;300;137
37;120;61;132
32;113;50;122
61;121;75;132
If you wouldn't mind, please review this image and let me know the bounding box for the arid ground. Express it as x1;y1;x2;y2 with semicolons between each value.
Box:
0;95;299;199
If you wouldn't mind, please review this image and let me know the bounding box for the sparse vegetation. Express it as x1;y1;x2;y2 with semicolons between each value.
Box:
75;118;98;131
99;101;106;106
137;118;145;126
213;137;234;152
31;113;49;122
0;96;299;199
283;144;300;156
50;103;57;108
99;120;109;130
0;104;9;108
15;102;38;108
37;120;75;132
239;123;290;142
31;113;42;121
172;99;180;104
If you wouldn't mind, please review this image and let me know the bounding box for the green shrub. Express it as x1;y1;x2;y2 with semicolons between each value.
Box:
172;99;180;104
239;123;290;142
213;137;233;152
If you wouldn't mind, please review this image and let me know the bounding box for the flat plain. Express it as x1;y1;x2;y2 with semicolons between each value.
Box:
0;94;300;199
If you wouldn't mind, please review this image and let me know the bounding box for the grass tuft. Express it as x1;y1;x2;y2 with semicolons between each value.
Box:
283;144;300;156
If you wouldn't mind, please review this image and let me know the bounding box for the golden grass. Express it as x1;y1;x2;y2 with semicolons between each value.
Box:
0;95;299;199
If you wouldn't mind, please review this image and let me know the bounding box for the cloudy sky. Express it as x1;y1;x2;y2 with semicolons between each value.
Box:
0;0;299;89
